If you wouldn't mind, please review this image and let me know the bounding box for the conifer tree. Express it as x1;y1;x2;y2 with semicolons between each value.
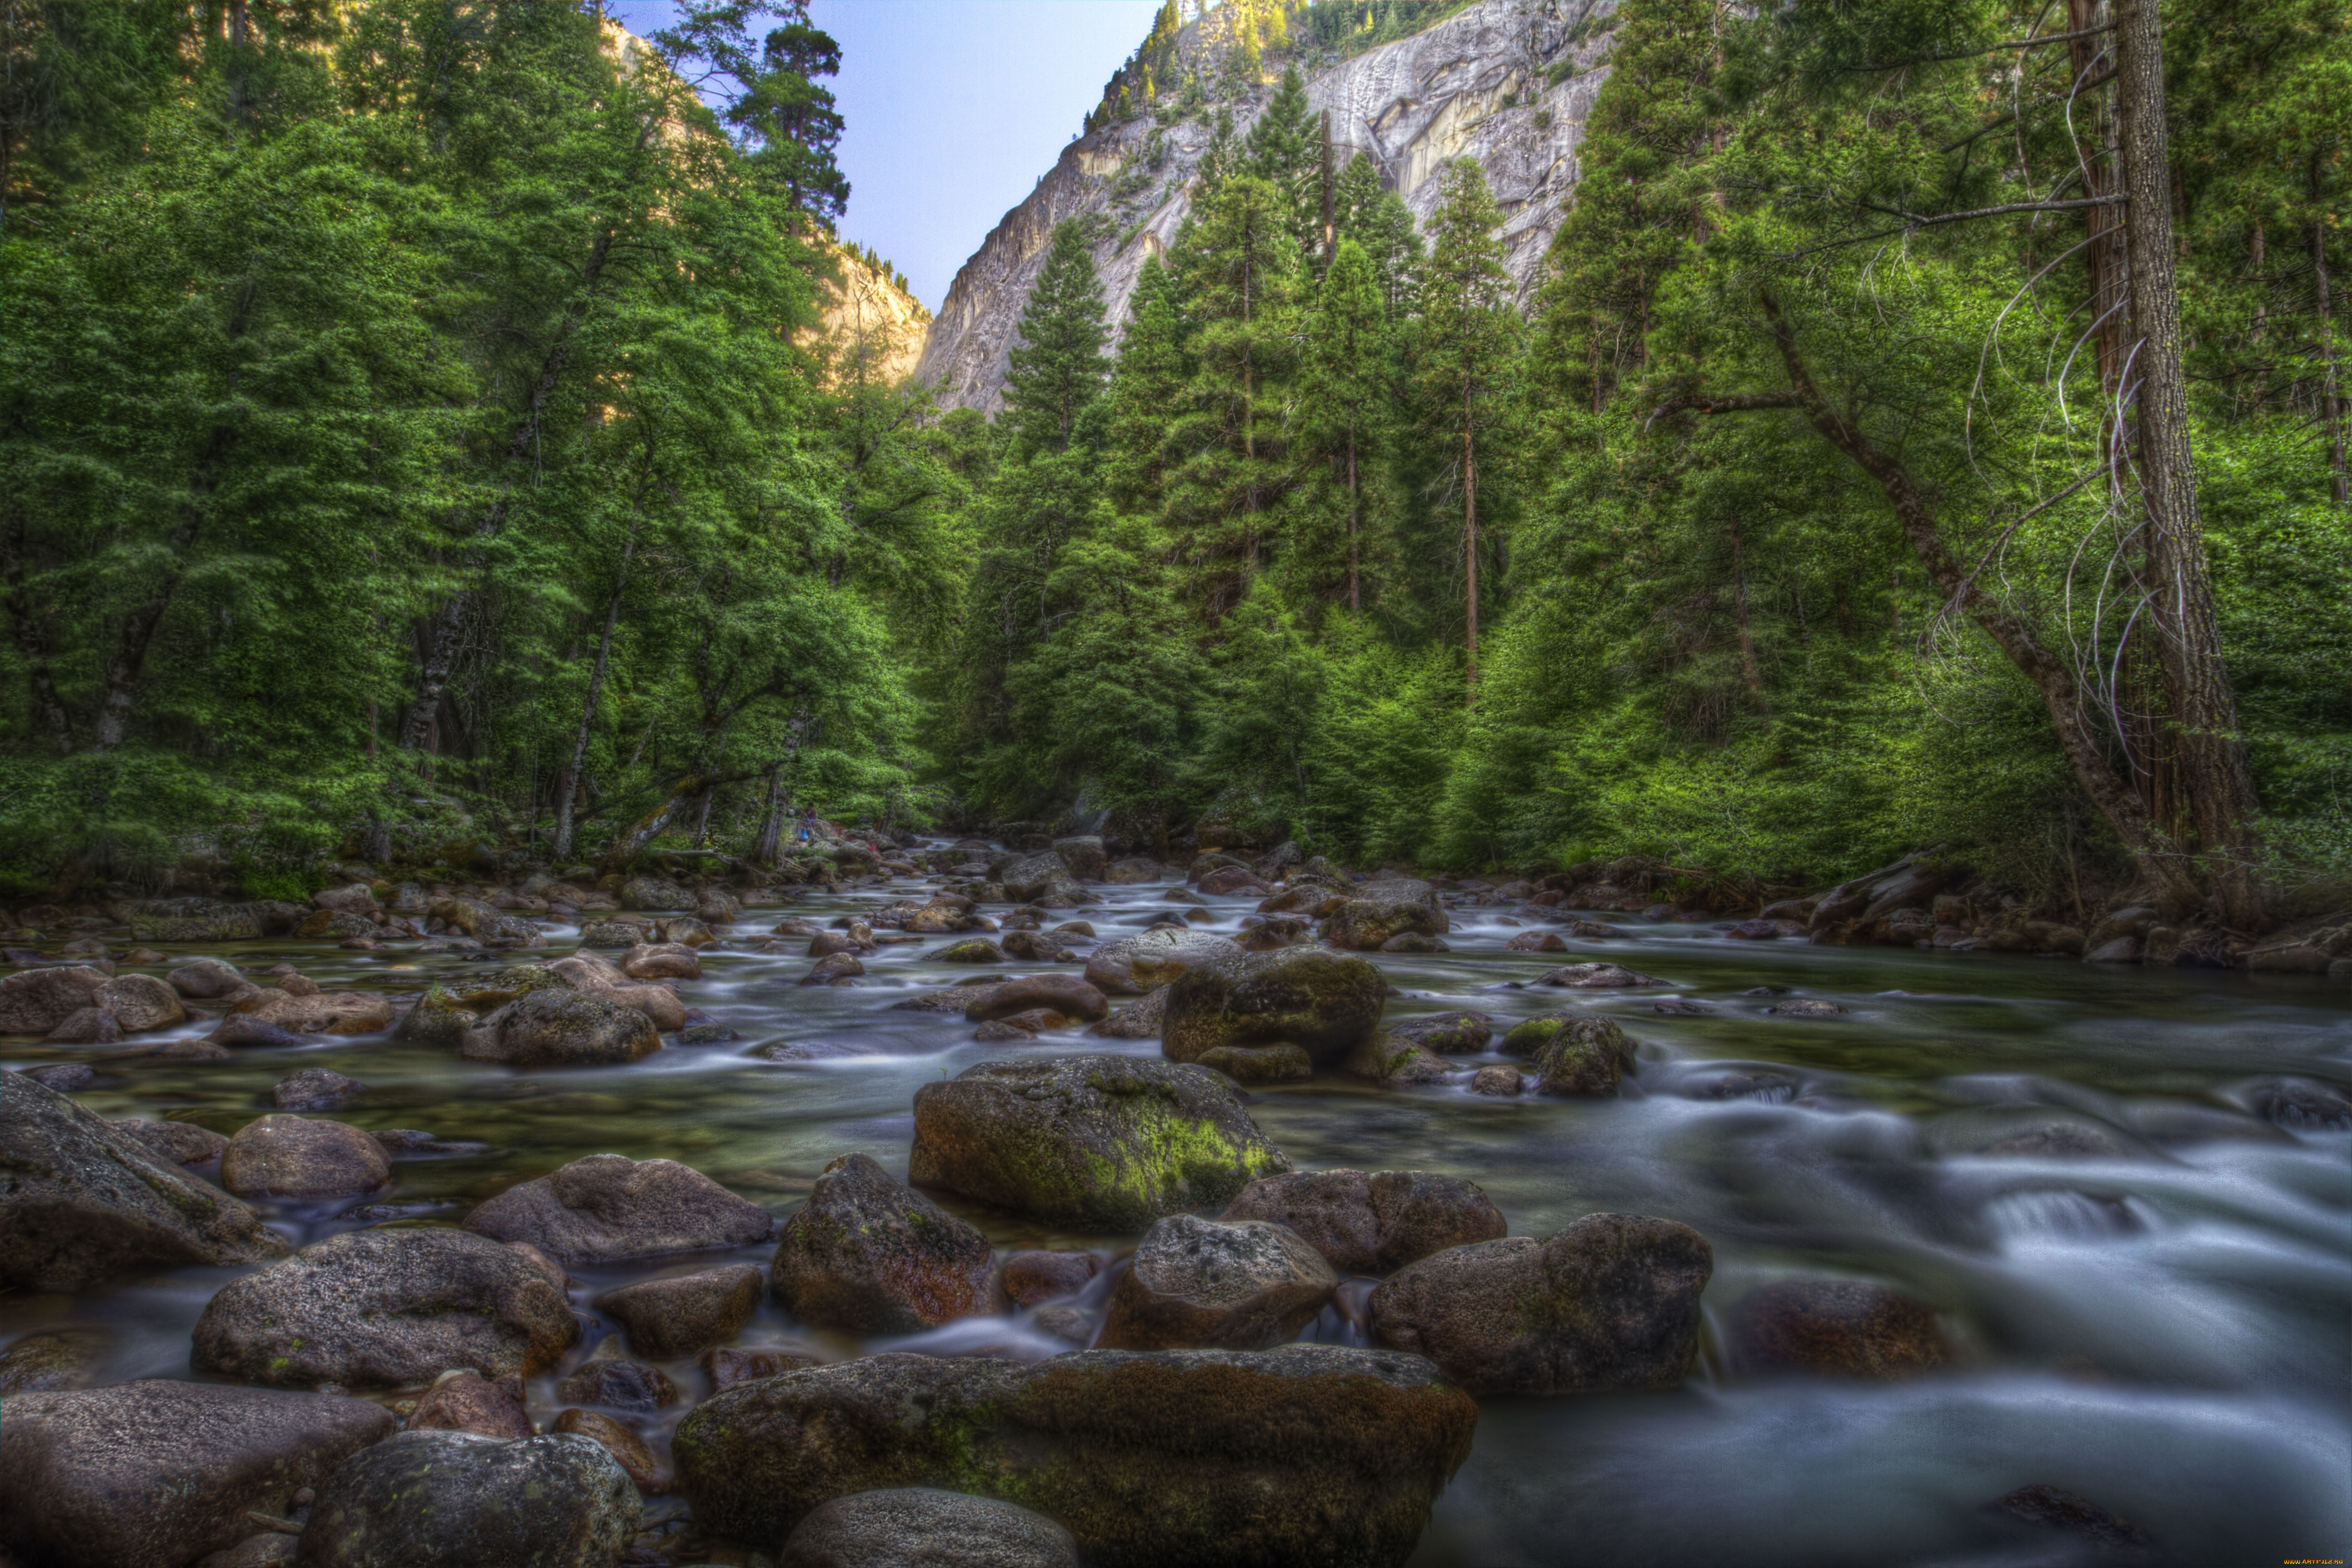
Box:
1295;238;1390;611
1247;65;1322;250
1197;106;1242;192
1333;152;1422;311
1002;220;1110;458
1103;256;1192;513
1416;158;1516;699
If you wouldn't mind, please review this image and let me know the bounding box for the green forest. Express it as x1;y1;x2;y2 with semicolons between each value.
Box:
2;0;2346;929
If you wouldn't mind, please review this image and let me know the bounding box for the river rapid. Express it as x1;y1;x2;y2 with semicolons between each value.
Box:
6;853;2347;1567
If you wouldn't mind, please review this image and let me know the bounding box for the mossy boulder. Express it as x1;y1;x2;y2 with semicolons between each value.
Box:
1159;948;1387;1069
908;1055;1293;1232
1343;1033;1450;1087
1366;1213;1713;1396
1384;1011;1493;1054
460;988;661;1067
1220;1170;1507;1275
1082;928;1240;995
670;1346;1478;1568
393;984;478;1049
1195;1043;1313;1083
450;965;577;1011
1098;1215;1336;1351
1319;879;1451;951
300;1430;640;1568
1503;1015;1635;1096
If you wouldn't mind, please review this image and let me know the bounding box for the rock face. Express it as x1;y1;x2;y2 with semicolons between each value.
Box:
1083;927;1241;994
1367;1213;1713;1396
192;1226;579;1387
810;239;932;388
597;1264;766;1359
1159;947;1387;1068
462;1153;777;1265
298;1430;641;1568
917;0;1617;412
220;1114;392;1198
672;1347;1478;1568
1100;1214;1337;1350
461;988;662;1067
910;1055;1292;1231
0;1381;393;1568
0;1074;288;1290
781;1488;1081;1568
771;1153;997;1334
1220;1169;1508;1274
1724;1280;1948;1378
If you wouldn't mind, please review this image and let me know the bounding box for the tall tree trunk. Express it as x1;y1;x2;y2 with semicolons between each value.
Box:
609;774;705;867
551;513;641;861
92;509;200;752
1462;380;1478;702
1729;516;1768;712
2068;0;2128;404
2312;195;2348;508
752;763;786;867
2;511;73;754
2112;0;2264;924
1319;109;1336;273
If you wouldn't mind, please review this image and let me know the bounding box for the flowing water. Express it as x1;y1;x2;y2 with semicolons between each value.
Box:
7;857;2348;1567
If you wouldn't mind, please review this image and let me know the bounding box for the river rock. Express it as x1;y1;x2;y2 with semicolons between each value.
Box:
0;1074;287;1289
1159;947;1387;1068
0;1328;108;1393
1321;880;1450;951
206;1014;311;1049
620;876;695;911
23;1060;94;1090
597;1264;765;1359
771;1153;996;1334
1051;835;1107;880
1504;930;1569;952
888;979;1012;1014
1196;1042;1315;1083
1000;928;1077;962
557;1342;679;1410
1724;1279;1948;1378
2244;1076;2352;1130
702;1344;823;1390
909;1055;1293;1231
1534;963;1665;989
1507;1015;1635;1096
1342;1032;1450;1087
965;972;1107;1023
553;1407;667;1493
299;1429;641;1568
1196;864;1273;897
618;941;701;980
220;1114;391;1198
0;1380;393;1568
93;972;187;1031
781;1488;1080;1568
1001;1250;1102;1305
1470;1065;1523;1095
1082;927;1241;994
463;1153;777;1264
1384;1011;1493;1054
672;1346;1477;1568
1367;1213;1714;1396
43;1007;123;1043
169;958;247;999
1768;998;1848;1018
395;985;479;1048
997;850;1074;903
0;965;109;1033
1220;1169;1507;1274
1089;983;1170;1039
273;1067;367;1111
1100;1215;1336;1350
408;1368;534;1439
809;929;866;957
241;990;398;1034
461;988;661;1067
803;951;866;985
193;1225;577;1387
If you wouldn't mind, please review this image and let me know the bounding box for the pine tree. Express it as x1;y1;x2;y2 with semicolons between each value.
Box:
1198;106;1242;192
1103;256;1193;513
1165;173;1302;609
1002;220;1110;458
1247;65;1322;250
1415;158;1516;700
1333;151;1422;311
1294;238;1391;611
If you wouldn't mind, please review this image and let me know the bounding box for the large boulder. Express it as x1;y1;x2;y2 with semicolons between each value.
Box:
0;965;110;1034
94;973;187;1032
596;1264;765;1359
1320;880;1450;951
1502;1015;1635;1097
619;876;696;911
111;1117;230;1166
462;1153;777;1265
1159;947;1387;1068
1082;928;1240;995
1099;1215;1336;1350
782;1488;1080;1568
0;1074;287;1291
1383;1011;1493;1054
238;990;398;1035
997;851;1074;904
672;1347;1478;1568
1367;1214;1713;1396
193;1226;579;1387
407;1369;534;1440
1089;984;1171;1039
460;988;661;1068
909;1055;1292;1231
1050;836;1108;881
1103;857;1161;885
1219;1170;1507;1274
0;1381;394;1568
771;1153;996;1334
220;1114;391;1199
299;1429;641;1568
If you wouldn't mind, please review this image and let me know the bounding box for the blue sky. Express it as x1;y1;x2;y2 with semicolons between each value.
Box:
608;1;1162;308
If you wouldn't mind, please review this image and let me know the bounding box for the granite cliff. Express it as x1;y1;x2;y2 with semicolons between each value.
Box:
915;0;1617;412
813;243;932;388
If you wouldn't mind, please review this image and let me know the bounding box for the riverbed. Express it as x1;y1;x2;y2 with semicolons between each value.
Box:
6;857;2347;1567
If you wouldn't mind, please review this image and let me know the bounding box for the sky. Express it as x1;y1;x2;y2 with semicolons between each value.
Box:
607;1;1163;309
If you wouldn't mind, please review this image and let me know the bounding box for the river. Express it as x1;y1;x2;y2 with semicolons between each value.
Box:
7;854;2347;1566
